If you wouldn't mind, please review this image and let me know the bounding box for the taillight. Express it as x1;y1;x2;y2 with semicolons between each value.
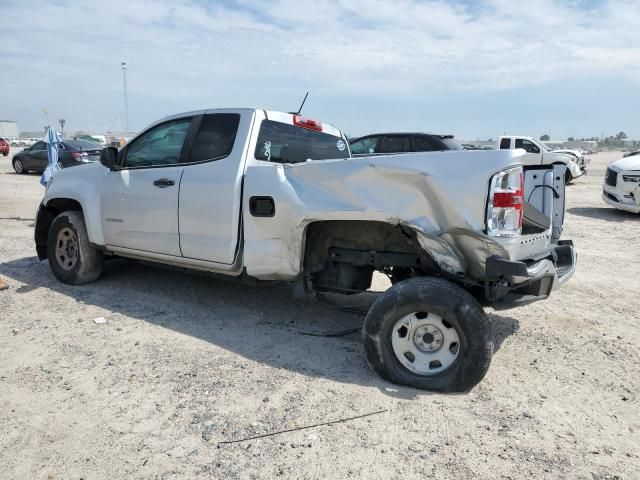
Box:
486;166;523;237
293;115;322;132
71;152;87;158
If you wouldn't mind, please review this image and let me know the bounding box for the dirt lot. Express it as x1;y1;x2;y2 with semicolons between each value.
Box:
0;150;638;480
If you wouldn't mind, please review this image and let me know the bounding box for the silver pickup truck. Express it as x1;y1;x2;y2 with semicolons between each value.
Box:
34;108;576;392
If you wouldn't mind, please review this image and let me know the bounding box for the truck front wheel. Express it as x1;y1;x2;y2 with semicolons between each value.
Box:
362;277;492;392
47;211;103;284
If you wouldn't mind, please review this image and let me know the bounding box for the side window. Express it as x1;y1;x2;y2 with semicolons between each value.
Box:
33;141;46;150
189;114;240;163
413;136;437;152
516;139;539;154
124;118;192;168
377;136;408;154
350;136;379;155
499;138;511;149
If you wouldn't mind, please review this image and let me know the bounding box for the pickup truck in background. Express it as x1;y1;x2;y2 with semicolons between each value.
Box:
34;108;576;392
498;136;587;183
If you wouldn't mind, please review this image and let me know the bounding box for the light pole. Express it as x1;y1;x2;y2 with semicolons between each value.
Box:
59;119;66;138
121;61;129;132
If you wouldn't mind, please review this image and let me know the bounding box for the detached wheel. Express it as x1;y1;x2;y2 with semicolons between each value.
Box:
362;277;492;392
13;158;25;174
47;211;103;284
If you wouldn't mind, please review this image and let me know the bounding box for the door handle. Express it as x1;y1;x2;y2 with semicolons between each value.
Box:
153;178;175;188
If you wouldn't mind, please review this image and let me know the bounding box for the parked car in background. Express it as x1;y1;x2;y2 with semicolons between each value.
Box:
19;138;37;147
498;136;586;183
0;138;9;156
12;139;102;174
349;132;463;156
602;155;640;213
623;150;640;158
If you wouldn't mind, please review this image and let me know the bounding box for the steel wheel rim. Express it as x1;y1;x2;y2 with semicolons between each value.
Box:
55;227;79;271
14;159;23;173
391;312;460;376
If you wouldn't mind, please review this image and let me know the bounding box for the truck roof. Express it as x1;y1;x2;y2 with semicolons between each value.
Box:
158;108;343;138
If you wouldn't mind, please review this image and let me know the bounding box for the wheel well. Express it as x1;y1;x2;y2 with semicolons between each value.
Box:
552;162;572;183
35;199;84;260
302;220;440;294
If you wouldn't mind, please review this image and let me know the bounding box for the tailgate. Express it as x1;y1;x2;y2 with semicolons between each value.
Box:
523;164;566;242
499;164;566;261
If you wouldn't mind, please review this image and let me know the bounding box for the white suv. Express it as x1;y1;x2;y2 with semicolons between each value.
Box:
603;153;640;213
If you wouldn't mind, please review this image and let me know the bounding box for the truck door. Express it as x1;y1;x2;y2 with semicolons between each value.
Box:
177;111;251;264
514;138;543;166
100;117;194;256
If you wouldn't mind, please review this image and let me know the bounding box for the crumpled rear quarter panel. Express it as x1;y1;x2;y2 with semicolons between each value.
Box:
242;149;523;280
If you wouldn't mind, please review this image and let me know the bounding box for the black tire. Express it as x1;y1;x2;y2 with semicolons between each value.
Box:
13;158;26;174
47;211;103;284
2;152;7;157
553;162;572;184
362;277;492;392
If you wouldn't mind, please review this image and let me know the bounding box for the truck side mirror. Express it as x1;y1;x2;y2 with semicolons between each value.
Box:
100;147;118;170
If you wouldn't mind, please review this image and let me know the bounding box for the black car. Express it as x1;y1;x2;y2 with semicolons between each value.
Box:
12;140;103;174
349;132;464;156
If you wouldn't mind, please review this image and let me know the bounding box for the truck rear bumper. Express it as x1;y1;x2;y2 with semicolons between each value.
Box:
486;240;576;310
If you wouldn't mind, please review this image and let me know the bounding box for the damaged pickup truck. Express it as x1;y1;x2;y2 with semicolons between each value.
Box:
35;108;576;392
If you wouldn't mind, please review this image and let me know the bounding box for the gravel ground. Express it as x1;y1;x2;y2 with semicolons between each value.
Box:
0;150;638;480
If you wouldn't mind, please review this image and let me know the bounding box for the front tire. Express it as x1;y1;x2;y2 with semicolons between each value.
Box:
564;168;572;184
362;277;492;392
47;211;103;284
13;158;26;174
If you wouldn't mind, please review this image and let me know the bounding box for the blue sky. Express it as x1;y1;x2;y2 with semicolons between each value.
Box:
1;0;639;140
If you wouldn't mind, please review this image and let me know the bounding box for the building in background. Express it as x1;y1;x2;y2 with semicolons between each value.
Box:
0;120;18;139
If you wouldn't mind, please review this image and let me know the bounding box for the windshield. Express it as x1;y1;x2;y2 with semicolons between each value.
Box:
254;120;348;163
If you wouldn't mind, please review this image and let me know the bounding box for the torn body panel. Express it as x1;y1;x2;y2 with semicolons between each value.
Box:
242;149;527;281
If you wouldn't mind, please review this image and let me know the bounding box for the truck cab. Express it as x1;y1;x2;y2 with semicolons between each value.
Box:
498;136;585;183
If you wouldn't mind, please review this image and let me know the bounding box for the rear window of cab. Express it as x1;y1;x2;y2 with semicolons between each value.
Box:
254;120;348;164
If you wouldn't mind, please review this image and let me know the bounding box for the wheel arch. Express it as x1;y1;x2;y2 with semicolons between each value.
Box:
552;161;573;183
299;219;446;292
35;198;86;260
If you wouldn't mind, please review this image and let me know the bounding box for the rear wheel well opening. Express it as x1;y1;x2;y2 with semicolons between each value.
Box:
35;199;84;260
301;220;441;294
552;162;572;184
